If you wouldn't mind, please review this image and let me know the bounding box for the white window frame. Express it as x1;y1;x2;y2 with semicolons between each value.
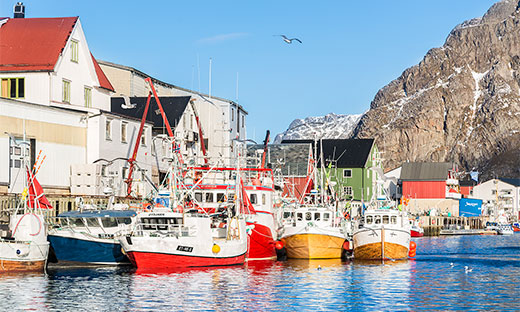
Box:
105;119;112;141
141;127;147;146
62;79;71;103
84;86;92;108
71;40;79;63
343;186;353;197
121;121;128;143
343;169;352;178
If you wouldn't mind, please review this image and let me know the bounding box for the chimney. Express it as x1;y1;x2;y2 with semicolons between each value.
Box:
13;2;25;18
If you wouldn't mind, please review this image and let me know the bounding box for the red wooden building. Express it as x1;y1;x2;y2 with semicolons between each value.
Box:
400;162;461;199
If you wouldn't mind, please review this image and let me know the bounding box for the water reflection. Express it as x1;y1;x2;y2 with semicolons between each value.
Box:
0;272;48;311
1;235;520;311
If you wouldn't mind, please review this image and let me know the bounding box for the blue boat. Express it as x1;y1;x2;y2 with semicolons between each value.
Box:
48;209;137;264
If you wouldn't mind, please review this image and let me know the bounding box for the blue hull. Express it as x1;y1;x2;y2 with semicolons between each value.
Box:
48;235;129;264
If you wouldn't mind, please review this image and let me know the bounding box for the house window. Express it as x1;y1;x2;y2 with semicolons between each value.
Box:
71;40;79;63
343;169;352;178
84;87;92;108
121;122;128;143
105;119;112;140
1;78;24;99
242;115;245;128
231;108;234;121
62;79;71;103
343;186;353;197
141;127;147;146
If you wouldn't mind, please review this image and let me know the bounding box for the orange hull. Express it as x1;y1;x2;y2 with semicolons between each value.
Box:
354;242;408;260
0;259;46;272
282;234;344;259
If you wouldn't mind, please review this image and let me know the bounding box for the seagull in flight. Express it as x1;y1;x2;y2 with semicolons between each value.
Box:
276;35;302;44
120;94;137;109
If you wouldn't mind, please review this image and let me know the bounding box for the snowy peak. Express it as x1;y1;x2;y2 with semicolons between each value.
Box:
274;113;362;143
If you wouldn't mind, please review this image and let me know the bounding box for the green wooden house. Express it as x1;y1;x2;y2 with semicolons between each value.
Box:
282;139;381;213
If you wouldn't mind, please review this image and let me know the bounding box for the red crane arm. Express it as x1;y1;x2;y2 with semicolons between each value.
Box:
126;92;152;196
189;99;208;165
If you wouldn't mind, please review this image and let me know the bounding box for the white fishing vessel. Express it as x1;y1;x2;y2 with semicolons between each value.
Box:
119;207;248;270
0;145;50;272
353;206;411;260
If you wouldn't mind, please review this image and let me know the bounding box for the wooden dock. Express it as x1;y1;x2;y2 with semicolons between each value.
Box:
418;215;491;236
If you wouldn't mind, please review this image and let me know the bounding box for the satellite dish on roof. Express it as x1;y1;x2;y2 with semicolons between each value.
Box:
120;94;137;109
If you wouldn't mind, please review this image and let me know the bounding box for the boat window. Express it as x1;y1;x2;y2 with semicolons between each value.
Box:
314;213;321;221
365;216;373;224
71;218;84;227
305;212;312;221
194;192;203;202
85;218;100;227
283;211;291;219
117;217;132;225
262;194;266;205
205;192;214;203
383;215;389;224
391;216;397;224
250;193;257;204
216;193;225;202
324;213;330;221
297;213;303;221
374;215;381;224
101;217;118;228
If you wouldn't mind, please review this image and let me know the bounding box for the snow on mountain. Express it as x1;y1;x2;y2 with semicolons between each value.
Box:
274;113;363;143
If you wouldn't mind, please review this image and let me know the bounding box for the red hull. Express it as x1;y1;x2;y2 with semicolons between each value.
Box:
411;230;424;237
247;222;276;260
126;251;246;269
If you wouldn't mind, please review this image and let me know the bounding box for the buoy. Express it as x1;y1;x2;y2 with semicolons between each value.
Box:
409;241;417;250
275;241;284;250
342;241;350;250
212;244;221;254
408;250;416;258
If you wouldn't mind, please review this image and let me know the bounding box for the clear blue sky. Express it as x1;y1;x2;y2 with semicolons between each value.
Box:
1;0;498;142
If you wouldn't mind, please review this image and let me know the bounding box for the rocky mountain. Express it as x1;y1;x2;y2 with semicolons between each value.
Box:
274;113;362;143
278;0;520;180
353;0;520;180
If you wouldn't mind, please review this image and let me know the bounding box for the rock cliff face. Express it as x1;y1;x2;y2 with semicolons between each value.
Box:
353;0;520;179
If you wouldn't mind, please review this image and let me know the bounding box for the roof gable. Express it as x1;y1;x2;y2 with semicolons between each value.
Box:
281;139;374;168
91;53;114;92
0;17;78;72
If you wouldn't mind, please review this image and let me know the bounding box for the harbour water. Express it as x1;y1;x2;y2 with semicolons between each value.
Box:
1;235;519;311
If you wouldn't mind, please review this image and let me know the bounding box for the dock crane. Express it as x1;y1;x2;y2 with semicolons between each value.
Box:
125;77;182;197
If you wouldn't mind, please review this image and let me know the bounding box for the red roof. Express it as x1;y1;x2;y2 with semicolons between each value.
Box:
0;17;78;71
0;17;114;92
91;53;115;92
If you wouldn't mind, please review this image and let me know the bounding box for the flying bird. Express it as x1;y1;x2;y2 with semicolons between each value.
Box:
275;35;302;44
121;94;137;109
